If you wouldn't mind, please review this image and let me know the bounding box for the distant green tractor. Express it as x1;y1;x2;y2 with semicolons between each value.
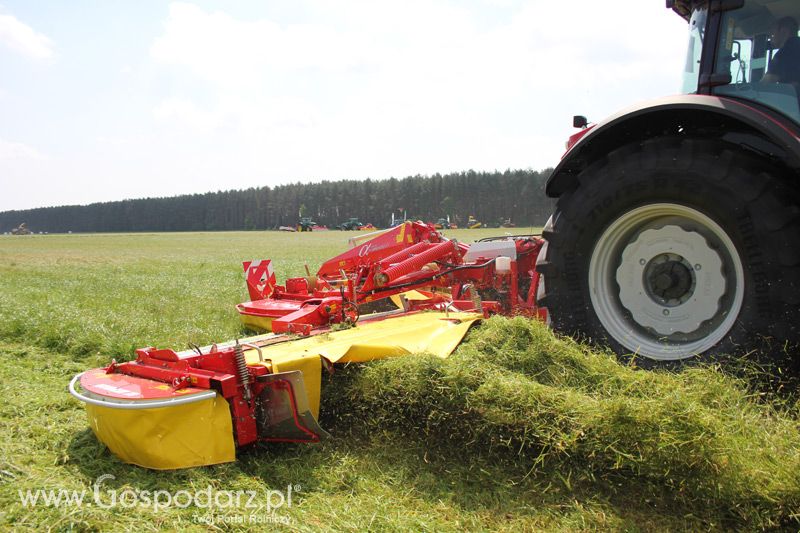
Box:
433;217;457;230
297;217;318;232
338;218;365;230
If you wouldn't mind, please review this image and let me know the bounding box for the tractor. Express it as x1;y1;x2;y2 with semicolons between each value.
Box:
433;217;457;230
338;217;365;230
537;0;800;364
297;217;318;232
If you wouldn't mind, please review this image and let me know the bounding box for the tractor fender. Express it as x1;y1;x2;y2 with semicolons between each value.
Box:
546;94;800;197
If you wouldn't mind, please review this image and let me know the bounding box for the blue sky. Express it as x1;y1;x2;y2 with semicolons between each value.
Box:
0;1;687;211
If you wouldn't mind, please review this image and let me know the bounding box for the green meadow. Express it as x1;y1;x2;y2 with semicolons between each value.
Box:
1;230;799;531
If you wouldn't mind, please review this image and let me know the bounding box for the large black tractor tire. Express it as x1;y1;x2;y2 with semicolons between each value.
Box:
536;136;800;365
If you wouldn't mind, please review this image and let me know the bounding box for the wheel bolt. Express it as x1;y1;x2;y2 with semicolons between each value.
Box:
694;264;701;270
662;309;670;316
639;258;646;265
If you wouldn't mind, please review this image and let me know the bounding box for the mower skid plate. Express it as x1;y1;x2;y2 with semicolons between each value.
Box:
256;370;331;442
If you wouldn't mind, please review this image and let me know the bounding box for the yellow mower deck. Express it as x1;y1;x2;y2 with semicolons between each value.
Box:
76;311;481;469
241;311;481;419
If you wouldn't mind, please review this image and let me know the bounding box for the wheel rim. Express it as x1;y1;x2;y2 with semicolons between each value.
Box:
589;203;744;360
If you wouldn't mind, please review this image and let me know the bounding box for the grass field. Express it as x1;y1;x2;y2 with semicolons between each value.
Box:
1;229;799;531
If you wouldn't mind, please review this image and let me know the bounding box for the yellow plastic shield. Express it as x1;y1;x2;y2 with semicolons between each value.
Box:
243;311;481;417
84;394;235;470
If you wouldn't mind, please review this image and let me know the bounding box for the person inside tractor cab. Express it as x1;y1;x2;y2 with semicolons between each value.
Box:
761;16;800;85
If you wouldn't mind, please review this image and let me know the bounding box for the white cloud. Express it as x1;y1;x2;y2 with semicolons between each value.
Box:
0;1;694;211
0;139;45;160
0;13;54;60
150;2;365;88
144;1;687;184
153;98;224;132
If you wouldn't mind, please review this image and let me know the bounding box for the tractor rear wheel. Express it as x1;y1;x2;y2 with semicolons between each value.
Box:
536;137;800;364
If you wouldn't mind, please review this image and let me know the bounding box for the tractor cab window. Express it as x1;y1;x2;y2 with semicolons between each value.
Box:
711;0;800;123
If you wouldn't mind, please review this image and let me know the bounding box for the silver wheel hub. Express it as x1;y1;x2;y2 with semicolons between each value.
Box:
589;204;744;360
616;225;725;336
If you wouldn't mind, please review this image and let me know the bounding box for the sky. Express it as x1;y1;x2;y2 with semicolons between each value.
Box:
0;1;688;212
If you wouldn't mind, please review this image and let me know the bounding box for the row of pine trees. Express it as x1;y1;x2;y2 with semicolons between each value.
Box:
1;169;554;233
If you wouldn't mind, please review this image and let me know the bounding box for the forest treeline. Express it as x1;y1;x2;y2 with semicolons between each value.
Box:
0;169;555;233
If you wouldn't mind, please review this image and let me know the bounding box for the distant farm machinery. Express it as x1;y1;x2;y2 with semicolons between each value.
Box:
336;218;375;231
296;217;328;232
11;223;31;235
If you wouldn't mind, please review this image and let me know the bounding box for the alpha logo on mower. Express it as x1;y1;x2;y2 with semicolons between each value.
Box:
18;473;298;521
358;242;372;257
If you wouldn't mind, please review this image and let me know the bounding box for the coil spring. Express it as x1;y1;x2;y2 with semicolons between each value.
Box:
377;239;456;286
234;341;252;401
378;241;431;269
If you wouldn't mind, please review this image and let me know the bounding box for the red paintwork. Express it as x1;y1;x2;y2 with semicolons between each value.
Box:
565;125;594;154
317;221;442;279
239;221;546;334
715;95;800;140
82;223;547;453
80;370;209;400
83;343;290;447
242;259;277;301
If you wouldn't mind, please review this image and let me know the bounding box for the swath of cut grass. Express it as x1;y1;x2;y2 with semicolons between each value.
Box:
325;317;800;529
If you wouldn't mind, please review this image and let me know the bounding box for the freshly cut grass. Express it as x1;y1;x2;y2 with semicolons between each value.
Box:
326;317;800;529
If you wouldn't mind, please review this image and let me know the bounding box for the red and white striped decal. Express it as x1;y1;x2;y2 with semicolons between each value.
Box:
243;259;277;301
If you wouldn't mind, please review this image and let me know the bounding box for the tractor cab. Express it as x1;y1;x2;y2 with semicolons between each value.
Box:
677;0;800;123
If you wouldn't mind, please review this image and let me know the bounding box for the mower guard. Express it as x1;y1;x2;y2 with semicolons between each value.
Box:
70;372;236;470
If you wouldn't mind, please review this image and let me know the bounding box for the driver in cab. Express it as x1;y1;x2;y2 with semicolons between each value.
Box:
761;16;800;85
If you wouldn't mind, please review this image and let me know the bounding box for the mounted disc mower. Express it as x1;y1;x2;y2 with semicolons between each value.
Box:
69;222;546;469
